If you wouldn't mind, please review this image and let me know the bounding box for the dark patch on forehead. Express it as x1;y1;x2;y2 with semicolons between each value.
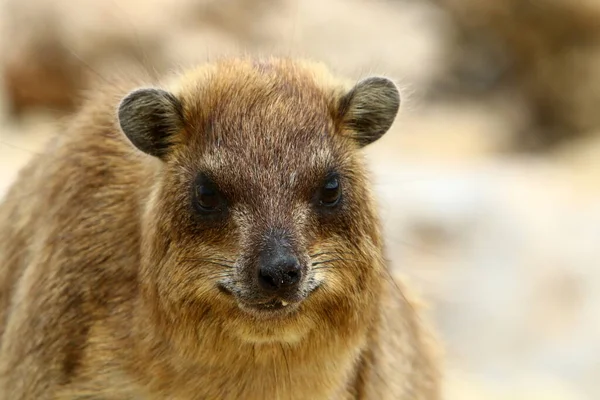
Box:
179;62;350;207
192;65;333;154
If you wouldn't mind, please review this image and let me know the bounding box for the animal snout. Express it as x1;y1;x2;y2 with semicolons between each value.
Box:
257;235;303;295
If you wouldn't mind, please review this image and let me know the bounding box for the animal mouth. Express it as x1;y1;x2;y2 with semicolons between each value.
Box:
236;295;303;316
218;280;322;316
252;298;293;311
217;283;294;309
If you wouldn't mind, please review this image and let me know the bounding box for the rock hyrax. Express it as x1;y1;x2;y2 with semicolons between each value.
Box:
0;57;441;399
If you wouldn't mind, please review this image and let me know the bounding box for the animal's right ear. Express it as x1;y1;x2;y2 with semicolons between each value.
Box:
117;88;184;159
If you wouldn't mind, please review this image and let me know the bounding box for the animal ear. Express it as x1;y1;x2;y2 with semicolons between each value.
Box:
338;76;401;147
117;88;184;159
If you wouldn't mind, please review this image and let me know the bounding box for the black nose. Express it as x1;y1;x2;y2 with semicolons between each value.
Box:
258;258;301;292
258;239;302;293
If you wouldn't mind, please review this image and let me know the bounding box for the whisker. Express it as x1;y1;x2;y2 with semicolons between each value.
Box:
179;258;235;269
0;140;42;155
312;258;342;266
379;264;418;317
203;271;235;281
311;266;335;272
60;44;110;86
312;258;361;266
200;268;236;278
200;261;234;269
309;250;354;258
197;256;237;264
179;256;236;264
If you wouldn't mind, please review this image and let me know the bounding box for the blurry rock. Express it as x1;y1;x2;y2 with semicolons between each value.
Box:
0;0;447;120
0;0;283;117
429;0;600;152
263;0;447;92
370;156;600;399
2;25;83;116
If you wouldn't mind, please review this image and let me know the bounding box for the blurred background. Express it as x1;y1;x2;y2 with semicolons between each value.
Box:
0;0;599;398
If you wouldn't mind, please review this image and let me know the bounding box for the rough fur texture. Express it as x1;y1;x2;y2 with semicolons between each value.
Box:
0;57;441;399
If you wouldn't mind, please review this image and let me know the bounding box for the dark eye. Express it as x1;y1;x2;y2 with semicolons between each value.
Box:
318;174;342;207
193;175;225;214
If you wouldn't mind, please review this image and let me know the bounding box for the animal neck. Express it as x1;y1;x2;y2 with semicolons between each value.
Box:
127;299;372;399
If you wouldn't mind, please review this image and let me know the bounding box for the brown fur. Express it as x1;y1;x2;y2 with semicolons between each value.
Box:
0;57;441;399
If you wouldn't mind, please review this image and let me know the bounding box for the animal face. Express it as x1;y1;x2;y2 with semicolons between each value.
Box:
117;58;400;343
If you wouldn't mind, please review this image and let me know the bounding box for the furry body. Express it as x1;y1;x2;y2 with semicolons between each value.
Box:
0;57;440;399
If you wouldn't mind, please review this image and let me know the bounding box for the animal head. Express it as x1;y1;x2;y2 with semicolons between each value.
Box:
117;57;400;345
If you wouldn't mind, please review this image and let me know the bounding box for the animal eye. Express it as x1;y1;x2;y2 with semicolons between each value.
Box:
193;175;225;214
318;175;342;207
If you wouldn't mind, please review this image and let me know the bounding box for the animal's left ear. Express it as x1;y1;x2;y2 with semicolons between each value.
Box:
338;76;401;147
